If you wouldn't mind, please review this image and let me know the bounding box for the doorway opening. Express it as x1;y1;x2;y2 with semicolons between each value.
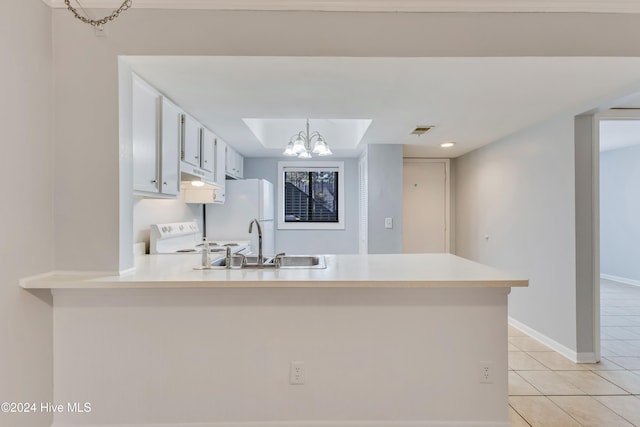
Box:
598;112;640;369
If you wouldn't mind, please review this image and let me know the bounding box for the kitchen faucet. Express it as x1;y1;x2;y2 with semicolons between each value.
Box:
248;218;263;264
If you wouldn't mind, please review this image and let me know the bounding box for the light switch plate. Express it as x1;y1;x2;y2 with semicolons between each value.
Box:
385;217;393;229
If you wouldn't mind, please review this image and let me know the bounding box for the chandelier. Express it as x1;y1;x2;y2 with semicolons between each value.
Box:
64;0;132;29
283;119;333;158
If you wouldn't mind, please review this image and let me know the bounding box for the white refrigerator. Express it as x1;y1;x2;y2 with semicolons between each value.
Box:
206;179;275;255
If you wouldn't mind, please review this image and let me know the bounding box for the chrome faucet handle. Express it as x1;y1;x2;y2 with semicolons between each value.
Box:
274;252;286;269
225;246;232;269
201;241;210;268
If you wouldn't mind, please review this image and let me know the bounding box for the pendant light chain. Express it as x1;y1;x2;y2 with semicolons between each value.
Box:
64;0;133;28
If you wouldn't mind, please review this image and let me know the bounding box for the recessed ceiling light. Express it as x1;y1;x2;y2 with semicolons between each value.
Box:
440;142;456;148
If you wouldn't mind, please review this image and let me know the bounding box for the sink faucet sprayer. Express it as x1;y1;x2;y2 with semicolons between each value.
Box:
248;218;263;264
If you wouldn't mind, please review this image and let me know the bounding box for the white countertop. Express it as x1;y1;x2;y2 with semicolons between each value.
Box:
20;253;528;289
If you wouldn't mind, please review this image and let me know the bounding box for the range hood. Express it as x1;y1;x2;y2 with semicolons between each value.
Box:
181;181;221;204
180;160;219;188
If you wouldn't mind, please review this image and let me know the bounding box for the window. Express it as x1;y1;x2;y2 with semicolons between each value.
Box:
277;161;345;230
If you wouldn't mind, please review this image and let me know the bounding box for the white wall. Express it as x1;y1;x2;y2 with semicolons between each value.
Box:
0;1;54;426
52;287;510;426
455;115;579;355
243;157;360;254
600;144;640;283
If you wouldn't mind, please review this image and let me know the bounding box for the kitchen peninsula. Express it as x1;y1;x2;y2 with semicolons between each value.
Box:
22;253;526;427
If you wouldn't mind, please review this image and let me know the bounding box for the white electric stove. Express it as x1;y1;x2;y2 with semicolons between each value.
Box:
149;222;251;255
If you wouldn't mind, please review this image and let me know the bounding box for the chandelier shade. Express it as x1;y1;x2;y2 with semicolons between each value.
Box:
283;119;333;158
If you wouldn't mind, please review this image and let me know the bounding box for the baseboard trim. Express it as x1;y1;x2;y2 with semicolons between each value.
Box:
51;421;510;427
508;317;596;363
601;274;640;288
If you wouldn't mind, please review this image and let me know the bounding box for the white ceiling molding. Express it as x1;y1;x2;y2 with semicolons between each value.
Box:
41;0;640;13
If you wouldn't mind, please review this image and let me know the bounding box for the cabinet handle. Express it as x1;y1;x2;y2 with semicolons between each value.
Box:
195;155;199;159
163;182;168;186
151;179;158;184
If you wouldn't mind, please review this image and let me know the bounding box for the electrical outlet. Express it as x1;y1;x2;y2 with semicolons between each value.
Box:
479;361;493;384
384;217;393;229
290;361;305;385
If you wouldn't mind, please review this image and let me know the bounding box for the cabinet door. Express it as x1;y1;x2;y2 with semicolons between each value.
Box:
201;128;215;173
182;114;201;167
235;150;244;179
225;145;235;177
225;146;244;179
160;98;181;196
132;77;160;193
214;138;227;202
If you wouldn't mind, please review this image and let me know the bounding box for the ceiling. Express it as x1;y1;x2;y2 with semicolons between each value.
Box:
43;0;640;13
242;118;372;152
125;56;640;158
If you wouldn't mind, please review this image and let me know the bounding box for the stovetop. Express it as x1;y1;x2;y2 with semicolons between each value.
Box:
149;222;250;255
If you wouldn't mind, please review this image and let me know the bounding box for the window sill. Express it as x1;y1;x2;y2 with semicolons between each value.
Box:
277;221;345;230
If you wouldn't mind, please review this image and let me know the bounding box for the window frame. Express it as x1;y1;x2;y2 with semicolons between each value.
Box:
277;161;345;230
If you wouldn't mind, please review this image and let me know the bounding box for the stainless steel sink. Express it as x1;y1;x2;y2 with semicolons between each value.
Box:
275;255;326;269
209;255;274;268
205;255;326;269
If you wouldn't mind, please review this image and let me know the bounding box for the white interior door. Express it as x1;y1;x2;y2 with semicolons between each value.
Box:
402;159;449;253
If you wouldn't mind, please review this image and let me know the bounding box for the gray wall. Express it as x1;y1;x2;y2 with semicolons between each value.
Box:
243;157;360;254
574;115;598;357
367;145;404;254
0;1;54;425
455;115;579;354
600;144;640;282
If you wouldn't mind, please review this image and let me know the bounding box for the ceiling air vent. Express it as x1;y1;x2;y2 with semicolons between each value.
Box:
410;126;433;136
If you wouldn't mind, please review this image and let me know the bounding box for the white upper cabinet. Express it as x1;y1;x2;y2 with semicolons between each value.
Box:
132;77;160;194
214;138;227;203
201;128;215;173
132;73;242;200
159;98;182;196
132;75;182;198
225;145;244;179
235;151;244;178
182;114;201;167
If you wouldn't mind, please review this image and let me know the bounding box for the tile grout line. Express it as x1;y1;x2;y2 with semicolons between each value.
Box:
508;403;533;427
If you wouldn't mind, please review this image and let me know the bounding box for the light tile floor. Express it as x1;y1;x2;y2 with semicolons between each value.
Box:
509;280;640;426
